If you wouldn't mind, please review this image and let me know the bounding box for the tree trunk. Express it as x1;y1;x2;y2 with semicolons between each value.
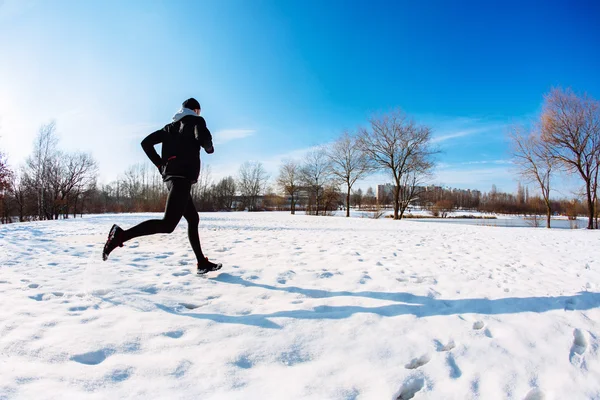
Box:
393;184;400;220
586;181;594;229
291;193;296;215
546;207;551;229
346;186;351;218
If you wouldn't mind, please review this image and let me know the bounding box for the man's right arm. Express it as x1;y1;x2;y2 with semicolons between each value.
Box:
141;129;164;168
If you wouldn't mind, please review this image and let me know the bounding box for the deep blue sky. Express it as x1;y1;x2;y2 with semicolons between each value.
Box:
1;0;599;195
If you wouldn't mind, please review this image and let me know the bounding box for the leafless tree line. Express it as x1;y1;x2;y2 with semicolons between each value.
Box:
2;122;98;222
410;183;584;219
510;88;600;229
276;109;438;219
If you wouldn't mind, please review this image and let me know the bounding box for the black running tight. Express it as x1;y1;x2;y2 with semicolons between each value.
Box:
121;178;204;262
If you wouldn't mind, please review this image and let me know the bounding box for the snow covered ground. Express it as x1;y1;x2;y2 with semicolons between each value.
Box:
1;212;599;399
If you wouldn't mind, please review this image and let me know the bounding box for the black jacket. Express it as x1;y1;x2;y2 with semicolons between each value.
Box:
141;114;214;183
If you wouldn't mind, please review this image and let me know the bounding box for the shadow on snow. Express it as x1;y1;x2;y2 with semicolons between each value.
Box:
155;273;600;329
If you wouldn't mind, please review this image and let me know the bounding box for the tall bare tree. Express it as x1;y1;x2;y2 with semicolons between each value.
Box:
327;131;373;217
300;148;331;216
276;160;301;214
25;122;59;219
62;152;98;217
541;88;600;229
358;109;437;220
510;126;555;228
237;161;269;211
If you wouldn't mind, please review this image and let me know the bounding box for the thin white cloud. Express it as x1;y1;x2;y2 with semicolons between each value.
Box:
214;129;256;145
431;128;485;143
459;159;513;166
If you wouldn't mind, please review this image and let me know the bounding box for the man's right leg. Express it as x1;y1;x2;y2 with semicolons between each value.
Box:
102;179;191;260
121;179;191;242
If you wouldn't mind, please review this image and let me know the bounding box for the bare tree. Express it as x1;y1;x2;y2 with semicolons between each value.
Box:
327;131;373;217
358;109;437;220
120;163;146;212
213;176;236;211
12;164;40;222
62;152;98;217
192;164;213;211
398;158;433;219
0;150;13;223
0;151;10;192
300;148;332;216
365;187;376;207
237;161;269;211
510;126;555;228
276;160;301;214
541;88;600;229
351;188;363;210
25;122;59;220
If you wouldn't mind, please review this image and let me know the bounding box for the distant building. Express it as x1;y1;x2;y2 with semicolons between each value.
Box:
376;184;395;203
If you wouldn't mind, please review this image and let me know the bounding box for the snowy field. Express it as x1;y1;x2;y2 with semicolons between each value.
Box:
1;212;599;399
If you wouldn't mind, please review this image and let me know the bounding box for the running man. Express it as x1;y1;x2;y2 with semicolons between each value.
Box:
102;98;222;275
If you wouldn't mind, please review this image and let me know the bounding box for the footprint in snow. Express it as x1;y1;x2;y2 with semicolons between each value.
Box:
28;283;39;289
484;328;493;338
434;339;456;352
570;328;588;367
180;303;200;310
405;354;431;369
71;348;114;365
163;330;184;339
139;286;159;295
523;388;546;400
446;353;462;379
172;270;191;277
68;305;90;312
29;292;63;301
107;368;132;383
395;376;425;400
234;355;253;369
473;321;485;330
173;360;192;378
277;270;297;284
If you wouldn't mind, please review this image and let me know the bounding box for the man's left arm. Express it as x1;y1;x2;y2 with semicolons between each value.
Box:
194;117;214;154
